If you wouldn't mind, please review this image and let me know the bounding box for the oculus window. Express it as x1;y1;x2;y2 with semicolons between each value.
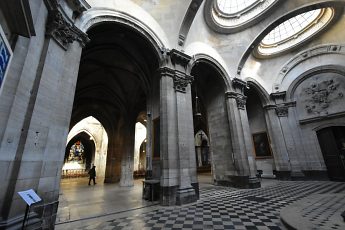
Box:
205;0;279;33
255;7;335;57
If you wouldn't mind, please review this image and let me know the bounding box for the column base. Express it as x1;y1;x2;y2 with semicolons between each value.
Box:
176;186;197;205
217;176;261;188
145;170;153;180
274;170;291;180
302;170;329;180
191;182;200;200
104;176;120;183
160;185;178;206
291;171;305;180
120;179;134;187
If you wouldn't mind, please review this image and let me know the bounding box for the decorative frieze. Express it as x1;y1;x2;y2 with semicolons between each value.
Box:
44;0;90;50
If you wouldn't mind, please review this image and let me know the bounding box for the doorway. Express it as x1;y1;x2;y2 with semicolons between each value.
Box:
317;126;345;181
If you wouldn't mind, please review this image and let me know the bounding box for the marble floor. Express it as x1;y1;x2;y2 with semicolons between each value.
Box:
55;174;345;230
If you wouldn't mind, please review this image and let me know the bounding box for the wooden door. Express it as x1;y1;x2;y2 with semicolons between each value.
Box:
317;127;345;182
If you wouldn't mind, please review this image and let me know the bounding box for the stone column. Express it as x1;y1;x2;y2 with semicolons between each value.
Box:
224;78;260;188
120;118;136;186
104;131;121;183
271;92;304;179
0;0;89;227
159;49;197;205
264;104;291;178
145;111;153;179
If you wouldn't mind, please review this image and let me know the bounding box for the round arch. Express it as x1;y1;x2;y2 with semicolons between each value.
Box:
76;5;170;59
286;64;345;100
246;78;271;105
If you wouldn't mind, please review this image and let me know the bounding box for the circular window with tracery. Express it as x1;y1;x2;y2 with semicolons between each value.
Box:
204;0;279;33
255;7;335;57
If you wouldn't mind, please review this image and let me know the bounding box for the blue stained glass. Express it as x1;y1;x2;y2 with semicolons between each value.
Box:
0;35;11;89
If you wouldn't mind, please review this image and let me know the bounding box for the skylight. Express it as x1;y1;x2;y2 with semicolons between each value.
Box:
262;9;321;45
217;0;258;15
205;0;278;33
256;7;335;57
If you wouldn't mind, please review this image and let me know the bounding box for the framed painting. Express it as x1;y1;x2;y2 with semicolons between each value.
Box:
252;132;272;158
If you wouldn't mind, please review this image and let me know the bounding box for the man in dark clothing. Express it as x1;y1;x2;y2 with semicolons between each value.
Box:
88;165;96;185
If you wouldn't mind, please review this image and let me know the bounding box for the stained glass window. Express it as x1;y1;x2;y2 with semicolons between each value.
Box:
68;141;85;163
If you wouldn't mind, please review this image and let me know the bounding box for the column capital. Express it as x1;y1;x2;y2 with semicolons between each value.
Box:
275;106;289;117
173;72;193;93
225;91;247;109
44;0;90;50
236;95;247;110
158;67;193;93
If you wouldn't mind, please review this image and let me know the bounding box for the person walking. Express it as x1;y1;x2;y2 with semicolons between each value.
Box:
88;165;97;185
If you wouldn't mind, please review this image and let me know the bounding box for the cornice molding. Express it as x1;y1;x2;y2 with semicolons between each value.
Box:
66;0;90;16
232;78;248;92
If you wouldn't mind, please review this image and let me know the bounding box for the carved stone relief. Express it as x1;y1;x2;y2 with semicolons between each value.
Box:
173;74;194;93
236;95;247;110
303;79;343;115
295;72;345;122
45;0;89;50
275;106;288;117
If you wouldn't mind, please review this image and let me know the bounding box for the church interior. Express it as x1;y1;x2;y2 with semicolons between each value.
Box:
0;0;345;229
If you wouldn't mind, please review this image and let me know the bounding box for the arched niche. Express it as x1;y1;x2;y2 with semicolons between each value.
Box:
191;58;235;183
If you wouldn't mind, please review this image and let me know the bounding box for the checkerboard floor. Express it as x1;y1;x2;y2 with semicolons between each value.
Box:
75;181;345;230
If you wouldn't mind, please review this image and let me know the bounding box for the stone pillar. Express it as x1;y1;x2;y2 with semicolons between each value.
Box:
264;104;291;179
0;0;89;228
223;78;260;188
271;92;304;179
104;132;121;183
159;49;197;205
145;111;153;179
120;119;136;187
